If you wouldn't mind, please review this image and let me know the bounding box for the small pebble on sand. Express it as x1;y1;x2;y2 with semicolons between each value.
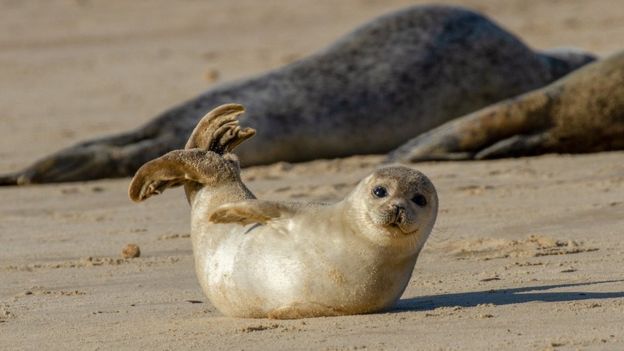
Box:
122;244;141;258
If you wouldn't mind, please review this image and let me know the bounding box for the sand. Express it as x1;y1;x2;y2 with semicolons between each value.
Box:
1;1;623;350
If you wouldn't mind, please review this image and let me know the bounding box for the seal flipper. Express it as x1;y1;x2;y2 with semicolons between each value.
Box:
0;132;177;185
385;88;556;163
128;149;239;202
474;132;550;159
128;103;256;203
208;200;300;225
185;103;255;153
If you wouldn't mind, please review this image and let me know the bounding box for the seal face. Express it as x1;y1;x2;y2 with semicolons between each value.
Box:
1;4;594;185
128;104;438;319
349;167;438;244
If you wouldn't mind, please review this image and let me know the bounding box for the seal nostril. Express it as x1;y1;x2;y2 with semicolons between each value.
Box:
393;205;405;224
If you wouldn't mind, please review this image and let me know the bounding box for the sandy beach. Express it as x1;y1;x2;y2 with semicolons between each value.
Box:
1;1;623;350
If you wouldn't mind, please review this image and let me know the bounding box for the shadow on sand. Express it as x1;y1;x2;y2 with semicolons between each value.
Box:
395;280;624;311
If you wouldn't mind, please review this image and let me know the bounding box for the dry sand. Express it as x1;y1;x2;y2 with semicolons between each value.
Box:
1;1;623;350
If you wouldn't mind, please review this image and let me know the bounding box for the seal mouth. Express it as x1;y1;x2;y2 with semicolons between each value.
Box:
389;223;418;236
367;207;417;237
388;218;418;236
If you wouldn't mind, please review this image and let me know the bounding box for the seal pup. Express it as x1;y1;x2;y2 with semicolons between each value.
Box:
0;5;594;185
129;103;438;319
385;50;624;163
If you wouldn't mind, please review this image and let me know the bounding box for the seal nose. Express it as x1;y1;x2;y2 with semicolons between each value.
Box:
392;204;406;224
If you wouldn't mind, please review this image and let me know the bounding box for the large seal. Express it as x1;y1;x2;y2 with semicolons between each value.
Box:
128;104;438;319
385;50;624;163
0;5;594;185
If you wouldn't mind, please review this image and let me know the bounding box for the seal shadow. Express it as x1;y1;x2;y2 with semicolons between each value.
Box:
393;280;624;312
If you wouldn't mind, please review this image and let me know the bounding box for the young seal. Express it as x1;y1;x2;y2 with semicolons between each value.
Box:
128;104;438;319
0;5;594;185
385;50;624;163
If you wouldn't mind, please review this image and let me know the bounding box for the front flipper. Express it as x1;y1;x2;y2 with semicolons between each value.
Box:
385;89;556;163
208;200;300;225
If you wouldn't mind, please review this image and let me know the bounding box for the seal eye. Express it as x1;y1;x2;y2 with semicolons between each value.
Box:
412;194;427;207
372;186;388;198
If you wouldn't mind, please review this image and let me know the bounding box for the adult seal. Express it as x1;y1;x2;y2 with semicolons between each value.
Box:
1;5;594;185
385;50;624;163
129;104;438;319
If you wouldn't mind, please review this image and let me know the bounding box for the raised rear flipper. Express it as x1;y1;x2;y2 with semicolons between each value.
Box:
128;104;255;202
185;103;255;153
128;149;240;202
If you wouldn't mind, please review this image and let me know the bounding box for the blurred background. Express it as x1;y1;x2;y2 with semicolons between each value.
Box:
2;3;624;349
1;0;623;172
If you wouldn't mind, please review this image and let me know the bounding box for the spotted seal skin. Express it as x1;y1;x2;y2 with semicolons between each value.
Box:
385;50;624;163
0;5;594;185
129;104;438;319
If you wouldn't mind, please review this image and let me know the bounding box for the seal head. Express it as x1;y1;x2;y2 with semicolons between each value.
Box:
347;166;438;250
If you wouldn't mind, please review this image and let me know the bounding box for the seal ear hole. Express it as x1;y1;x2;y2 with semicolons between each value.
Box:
412;193;427;207
372;186;388;198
